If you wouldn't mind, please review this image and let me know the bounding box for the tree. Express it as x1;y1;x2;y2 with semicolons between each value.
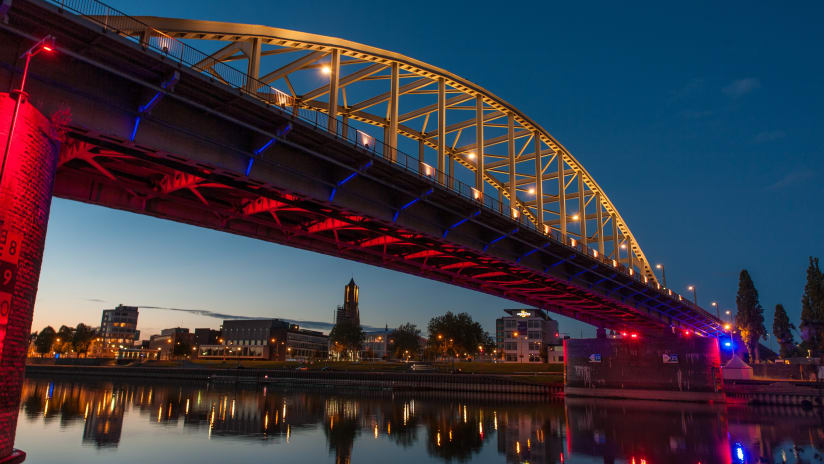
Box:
735;270;766;363
390;323;421;360
772;304;796;358
71;323;94;357
329;320;365;360
34;326;56;357
800;257;824;354
55;325;74;355
427;312;488;359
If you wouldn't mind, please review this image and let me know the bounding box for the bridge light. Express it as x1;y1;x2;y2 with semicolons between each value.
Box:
467;151;476;160
620;243;627;249
321;65;332;75
683;330;691;336
543;225;550;234
571;214;579;221
724;324;731;331
569;238;576;247
527;187;535;195
511;208;519;219
472;188;482;200
592;249;598;258
630;333;638;339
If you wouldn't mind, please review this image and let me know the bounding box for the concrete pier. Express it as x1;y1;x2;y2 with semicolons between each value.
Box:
0;93;59;461
564;335;724;402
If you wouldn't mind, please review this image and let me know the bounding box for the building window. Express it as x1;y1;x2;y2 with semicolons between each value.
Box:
528;331;541;339
504;320;515;329
528;320;539;329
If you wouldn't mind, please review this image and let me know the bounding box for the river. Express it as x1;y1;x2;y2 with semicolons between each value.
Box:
11;376;824;463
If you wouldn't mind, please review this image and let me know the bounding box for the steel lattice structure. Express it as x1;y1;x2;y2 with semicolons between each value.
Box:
119;16;659;285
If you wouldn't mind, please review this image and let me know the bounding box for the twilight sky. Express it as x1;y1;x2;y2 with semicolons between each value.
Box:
32;1;823;343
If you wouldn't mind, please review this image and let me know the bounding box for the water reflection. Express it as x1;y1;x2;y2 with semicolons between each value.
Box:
15;377;824;463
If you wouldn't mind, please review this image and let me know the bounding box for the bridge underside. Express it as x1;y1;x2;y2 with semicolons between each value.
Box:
55;129;663;330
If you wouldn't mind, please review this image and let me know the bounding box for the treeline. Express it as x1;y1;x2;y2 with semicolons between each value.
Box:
30;323;96;357
327;311;494;361
734;257;824;361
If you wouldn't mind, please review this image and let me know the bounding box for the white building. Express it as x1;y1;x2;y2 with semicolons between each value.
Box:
495;309;563;363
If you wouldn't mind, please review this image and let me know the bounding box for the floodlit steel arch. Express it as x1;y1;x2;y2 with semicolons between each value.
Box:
118;17;660;286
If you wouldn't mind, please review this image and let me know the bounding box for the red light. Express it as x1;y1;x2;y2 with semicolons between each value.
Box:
630;333;638;339
621;332;628;337
42;46;53;52
683;330;691;336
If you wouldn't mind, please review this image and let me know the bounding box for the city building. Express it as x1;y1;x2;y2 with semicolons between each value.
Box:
198;319;328;362
495;309;562;363
335;278;360;326
193;328;220;347
99;305;140;356
362;327;391;360
148;327;195;360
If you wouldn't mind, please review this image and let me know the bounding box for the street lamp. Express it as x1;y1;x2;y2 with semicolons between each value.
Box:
687;285;697;305
1;35;55;186
655;264;668;288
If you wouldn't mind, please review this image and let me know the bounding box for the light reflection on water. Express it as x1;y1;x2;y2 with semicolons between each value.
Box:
13;377;824;463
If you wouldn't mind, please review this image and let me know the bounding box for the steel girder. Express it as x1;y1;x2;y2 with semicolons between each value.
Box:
114;16;660;285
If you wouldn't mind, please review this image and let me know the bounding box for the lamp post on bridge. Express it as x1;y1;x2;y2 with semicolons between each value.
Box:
687;285;697;305
0;35;55;186
655;263;668;288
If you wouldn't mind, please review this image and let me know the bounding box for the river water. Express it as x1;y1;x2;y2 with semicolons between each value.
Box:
12;376;824;463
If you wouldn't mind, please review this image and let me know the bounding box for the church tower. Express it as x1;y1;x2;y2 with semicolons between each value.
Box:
336;278;360;326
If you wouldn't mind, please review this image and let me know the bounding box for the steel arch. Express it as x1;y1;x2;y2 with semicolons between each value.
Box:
118;17;660;286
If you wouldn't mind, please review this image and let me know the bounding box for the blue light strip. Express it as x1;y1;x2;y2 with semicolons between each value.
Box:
516;242;550;263
245;157;255;176
392;188;433;222
483;227;519;252
330;161;373;202
138;91;163;113
255;138;276;155
337;171;358;187
442;210;481;238
129;116;140;142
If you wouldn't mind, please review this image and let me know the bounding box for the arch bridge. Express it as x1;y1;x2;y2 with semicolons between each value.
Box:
1;0;723;335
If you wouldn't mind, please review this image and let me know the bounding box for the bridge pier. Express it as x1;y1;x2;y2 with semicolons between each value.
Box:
0;93;60;463
564;335;723;402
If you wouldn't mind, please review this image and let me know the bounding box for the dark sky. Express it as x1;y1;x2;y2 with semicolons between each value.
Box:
33;1;823;342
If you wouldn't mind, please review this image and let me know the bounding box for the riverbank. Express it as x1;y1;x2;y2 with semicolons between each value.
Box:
25;364;562;396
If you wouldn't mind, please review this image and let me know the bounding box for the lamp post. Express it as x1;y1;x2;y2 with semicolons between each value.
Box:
1;35;55;187
655;264;668;288
687;285;697;305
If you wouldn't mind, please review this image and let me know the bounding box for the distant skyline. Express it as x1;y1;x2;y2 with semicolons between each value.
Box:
32;1;823;341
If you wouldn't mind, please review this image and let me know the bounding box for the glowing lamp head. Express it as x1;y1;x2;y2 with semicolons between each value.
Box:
321;65;332;75
467;151;476;160
42;45;53;52
724;324;731;331
620;243;627;249
527;187;535;195
571;214;579;221
688;285;694;291
655;264;662;269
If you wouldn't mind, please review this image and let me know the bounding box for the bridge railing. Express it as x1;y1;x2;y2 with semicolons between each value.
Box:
45;0;717;330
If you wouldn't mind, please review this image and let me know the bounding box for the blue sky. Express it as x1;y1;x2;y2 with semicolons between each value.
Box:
32;1;823;342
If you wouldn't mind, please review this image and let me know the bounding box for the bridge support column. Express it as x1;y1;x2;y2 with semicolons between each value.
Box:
564;335;723;402
0;93;59;463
